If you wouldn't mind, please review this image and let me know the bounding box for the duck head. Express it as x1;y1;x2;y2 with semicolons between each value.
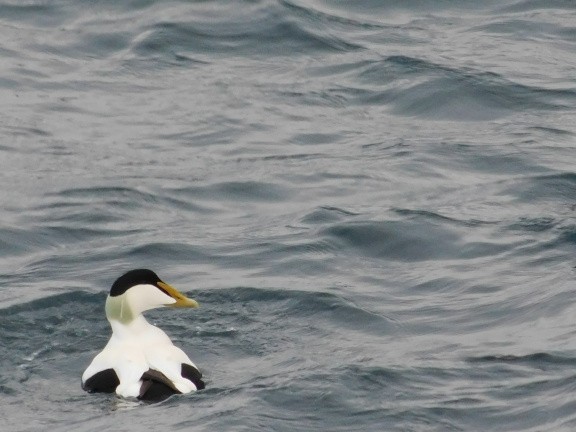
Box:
105;269;198;323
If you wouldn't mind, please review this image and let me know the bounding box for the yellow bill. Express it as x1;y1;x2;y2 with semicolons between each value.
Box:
158;281;199;308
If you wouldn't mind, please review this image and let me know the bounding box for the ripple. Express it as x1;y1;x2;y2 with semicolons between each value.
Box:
127;241;212;262
199;286;394;337
505;172;576;203
170;181;290;202
377;57;574;120
0;2;72;27
321;219;510;261
0;226;54;256
42;185;212;218
131;6;360;61
498;0;576;13
468;352;576;367
317;54;576;120
300;206;359;225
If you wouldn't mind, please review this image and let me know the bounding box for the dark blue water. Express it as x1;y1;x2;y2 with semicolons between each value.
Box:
1;0;576;430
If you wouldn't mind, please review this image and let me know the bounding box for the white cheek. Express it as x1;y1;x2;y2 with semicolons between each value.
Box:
127;284;175;314
162;294;177;305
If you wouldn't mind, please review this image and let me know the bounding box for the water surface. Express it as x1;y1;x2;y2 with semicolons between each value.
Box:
1;1;576;431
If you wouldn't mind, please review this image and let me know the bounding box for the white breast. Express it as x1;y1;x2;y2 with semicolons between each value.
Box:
82;316;199;398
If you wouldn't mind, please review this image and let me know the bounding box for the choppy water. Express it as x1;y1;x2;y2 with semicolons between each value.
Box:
1;0;576;430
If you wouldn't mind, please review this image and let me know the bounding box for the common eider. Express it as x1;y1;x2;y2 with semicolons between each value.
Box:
81;269;205;401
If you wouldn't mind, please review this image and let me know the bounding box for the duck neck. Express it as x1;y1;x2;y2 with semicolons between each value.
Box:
109;313;154;338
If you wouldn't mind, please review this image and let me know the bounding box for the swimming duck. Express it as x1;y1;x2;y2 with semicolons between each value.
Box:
81;269;205;401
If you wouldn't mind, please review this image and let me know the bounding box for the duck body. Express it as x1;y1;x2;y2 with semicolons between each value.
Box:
82;269;204;401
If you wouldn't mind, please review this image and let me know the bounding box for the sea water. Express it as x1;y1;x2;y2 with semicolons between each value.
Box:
1;1;576;431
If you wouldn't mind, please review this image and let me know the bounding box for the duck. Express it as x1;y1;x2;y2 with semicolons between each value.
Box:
81;269;205;401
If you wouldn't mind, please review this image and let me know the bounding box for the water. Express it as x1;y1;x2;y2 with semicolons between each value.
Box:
1;0;575;430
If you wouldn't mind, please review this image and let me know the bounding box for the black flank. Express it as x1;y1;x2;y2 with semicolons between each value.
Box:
82;368;120;393
182;363;205;390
